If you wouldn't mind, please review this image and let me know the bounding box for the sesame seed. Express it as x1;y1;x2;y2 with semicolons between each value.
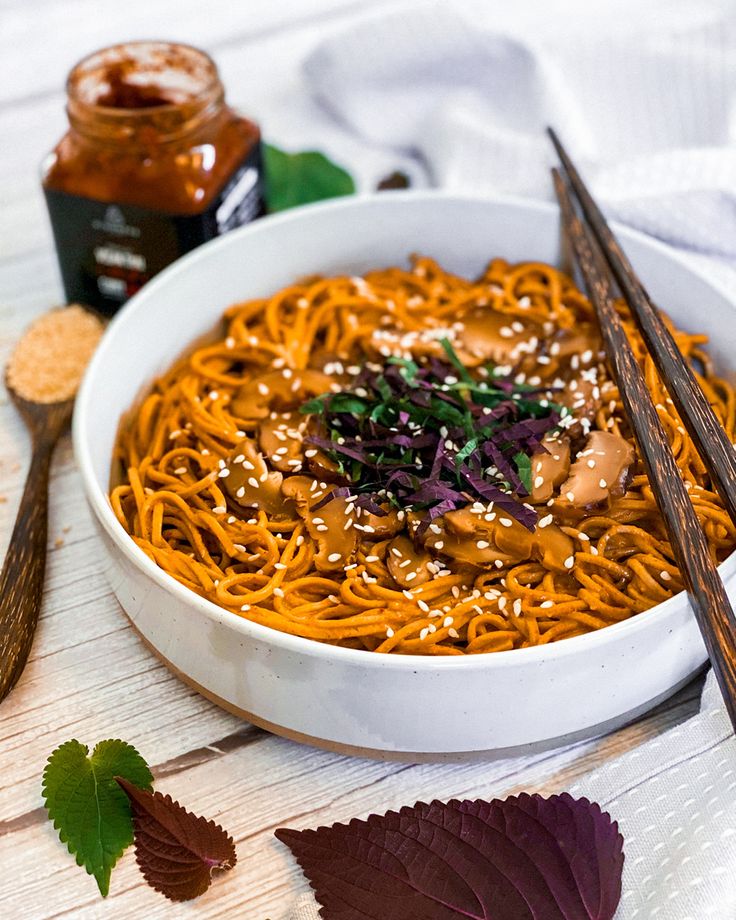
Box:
564;555;575;569
240;604;251;611
386;627;395;638
538;514;553;528
599;478;607;488
499;518;512;528
448;628;460;639
327;552;342;563
498;597;507;610
420;627;429;641
257;382;269;396
174;466;187;475
218;468;231;478
476;540;490;550
587;459;596;468
566;491;575;502
534;475;544;489
512;599;522;616
212;506;226;514
661;571;671;581
273;587;284;597
540;600;554;609
274;562;287;570
365;555;379;563
247;477;259;488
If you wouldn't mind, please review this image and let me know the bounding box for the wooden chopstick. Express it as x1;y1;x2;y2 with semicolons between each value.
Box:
552;167;736;732
548;127;736;530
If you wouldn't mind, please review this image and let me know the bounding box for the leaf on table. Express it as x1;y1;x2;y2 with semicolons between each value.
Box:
276;792;624;920
116;777;237;901
42;739;153;896
263;144;355;212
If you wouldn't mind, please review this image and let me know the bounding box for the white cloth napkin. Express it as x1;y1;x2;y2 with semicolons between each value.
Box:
283;3;736;916
304;0;736;299
285;674;736;919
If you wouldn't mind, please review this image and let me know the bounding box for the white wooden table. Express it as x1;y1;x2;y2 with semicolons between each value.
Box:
0;2;704;917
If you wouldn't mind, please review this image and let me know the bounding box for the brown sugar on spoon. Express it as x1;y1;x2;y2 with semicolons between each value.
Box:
6;305;103;403
0;305;104;704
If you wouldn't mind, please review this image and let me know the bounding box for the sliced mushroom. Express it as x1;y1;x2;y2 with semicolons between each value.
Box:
258;412;305;473
231;368;333;421
305;447;345;484
550;322;602;360
534;520;576;573
426;507;534;568
558;377;603;437
423;505;574;574
530;435;571;503
223;438;287;517
386;534;433;588
559;430;635;508
358;505;404;540
281;476;357;572
455;308;543;367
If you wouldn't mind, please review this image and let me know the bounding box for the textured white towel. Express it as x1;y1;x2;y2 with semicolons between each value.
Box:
305;0;736;297
283;3;736;917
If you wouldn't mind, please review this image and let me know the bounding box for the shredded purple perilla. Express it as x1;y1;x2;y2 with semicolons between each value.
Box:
301;339;563;530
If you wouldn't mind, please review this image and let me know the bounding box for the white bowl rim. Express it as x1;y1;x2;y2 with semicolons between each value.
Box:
73;188;736;671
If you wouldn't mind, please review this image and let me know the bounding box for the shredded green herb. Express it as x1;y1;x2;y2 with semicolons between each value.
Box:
301;339;564;529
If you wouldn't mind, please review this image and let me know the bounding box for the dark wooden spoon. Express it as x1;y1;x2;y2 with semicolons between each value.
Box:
0;383;74;702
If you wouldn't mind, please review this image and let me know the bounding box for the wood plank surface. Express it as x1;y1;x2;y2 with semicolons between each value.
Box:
0;2;704;917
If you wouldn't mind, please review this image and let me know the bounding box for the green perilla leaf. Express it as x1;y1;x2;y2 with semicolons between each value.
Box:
42;739;153;896
263;144;355;212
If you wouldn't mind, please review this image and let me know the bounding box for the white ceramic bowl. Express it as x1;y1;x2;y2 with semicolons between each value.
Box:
73;191;736;760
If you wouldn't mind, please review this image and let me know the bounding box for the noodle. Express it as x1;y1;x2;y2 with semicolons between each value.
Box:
111;257;736;655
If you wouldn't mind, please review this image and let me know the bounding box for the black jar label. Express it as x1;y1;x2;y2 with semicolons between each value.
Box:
44;144;265;315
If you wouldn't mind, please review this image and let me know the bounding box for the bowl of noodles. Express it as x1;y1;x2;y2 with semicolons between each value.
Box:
74;191;736;759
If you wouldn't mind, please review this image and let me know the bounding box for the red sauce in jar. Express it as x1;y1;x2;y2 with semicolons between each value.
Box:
43;42;264;313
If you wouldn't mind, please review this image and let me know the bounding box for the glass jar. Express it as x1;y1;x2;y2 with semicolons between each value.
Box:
43;41;264;314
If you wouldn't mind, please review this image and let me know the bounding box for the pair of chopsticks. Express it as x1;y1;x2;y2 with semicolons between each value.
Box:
549;129;736;733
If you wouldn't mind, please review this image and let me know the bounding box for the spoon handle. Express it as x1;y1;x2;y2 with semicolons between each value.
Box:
0;438;56;702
